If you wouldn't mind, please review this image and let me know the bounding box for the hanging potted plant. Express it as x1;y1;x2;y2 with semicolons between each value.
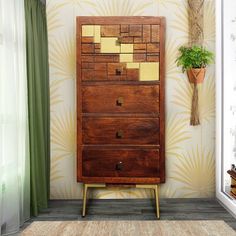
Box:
176;45;214;125
176;45;214;83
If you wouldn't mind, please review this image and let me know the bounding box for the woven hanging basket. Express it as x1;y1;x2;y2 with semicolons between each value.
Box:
187;68;206;84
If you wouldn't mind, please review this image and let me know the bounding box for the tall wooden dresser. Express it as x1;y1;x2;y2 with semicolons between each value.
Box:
76;16;165;218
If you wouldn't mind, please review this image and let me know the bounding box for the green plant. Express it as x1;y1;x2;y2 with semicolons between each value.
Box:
176;45;214;72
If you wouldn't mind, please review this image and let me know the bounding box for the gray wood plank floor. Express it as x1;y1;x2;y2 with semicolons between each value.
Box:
21;199;236;231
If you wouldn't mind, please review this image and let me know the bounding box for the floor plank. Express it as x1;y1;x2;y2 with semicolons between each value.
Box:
21;198;236;231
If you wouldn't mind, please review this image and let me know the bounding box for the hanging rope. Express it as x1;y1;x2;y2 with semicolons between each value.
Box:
189;69;201;125
188;0;204;45
188;0;204;126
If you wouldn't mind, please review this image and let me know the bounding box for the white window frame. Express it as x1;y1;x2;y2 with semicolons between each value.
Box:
216;0;236;217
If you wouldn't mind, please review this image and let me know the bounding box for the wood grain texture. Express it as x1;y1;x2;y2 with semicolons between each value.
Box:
20;199;236;228
147;43;160;53
21;220;236;236
133;54;146;62
77;16;163;25
82;84;160;114
77;17;165;185
159;17;166;182
129;25;142;37
107;63;126;75
82;149;160;178
82;117;160;145
143;25;151;43
147;54;159;62
82;44;94;53
151;25;160;42
120;36;133;43
133;44;146;53
101;25;120;37
81;37;94;43
126;69;139;81
82;69;107;81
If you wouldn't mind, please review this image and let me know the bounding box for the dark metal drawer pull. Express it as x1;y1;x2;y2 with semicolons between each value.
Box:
116;130;123;139
116;97;123;106
115;161;123;171
115;68;122;75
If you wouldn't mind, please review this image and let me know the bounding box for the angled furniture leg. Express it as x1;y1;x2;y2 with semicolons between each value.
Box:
82;183;106;217
136;184;160;219
154;184;160;219
82;184;88;217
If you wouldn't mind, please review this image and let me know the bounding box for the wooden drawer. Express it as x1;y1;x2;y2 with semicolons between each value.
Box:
82;117;159;145
82;84;159;113
82;63;139;81
82;149;160;177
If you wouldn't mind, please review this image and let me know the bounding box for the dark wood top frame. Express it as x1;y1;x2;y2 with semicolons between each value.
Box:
76;16;166;184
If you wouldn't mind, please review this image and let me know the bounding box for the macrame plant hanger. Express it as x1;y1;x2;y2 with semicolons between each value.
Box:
188;0;204;126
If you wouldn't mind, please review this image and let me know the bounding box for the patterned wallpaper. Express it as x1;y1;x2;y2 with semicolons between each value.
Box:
47;0;215;199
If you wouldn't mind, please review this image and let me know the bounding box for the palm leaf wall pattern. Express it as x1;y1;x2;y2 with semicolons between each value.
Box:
50;79;64;110
47;0;216;199
50;154;65;182
51;110;76;159
203;0;215;48
172;75;215;124
171;147;215;197
165;38;182;81
170;3;188;40
155;0;180;8
91;0;153;16
63;0;96;8
160;184;179;198
49;35;75;80
50;181;83;199
46;1;67;34
166;114;191;158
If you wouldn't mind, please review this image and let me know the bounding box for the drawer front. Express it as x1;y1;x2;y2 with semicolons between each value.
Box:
82;84;159;113
81;61;158;81
82;117;159;145
81;58;159;82
80;24;160;82
82;149;160;177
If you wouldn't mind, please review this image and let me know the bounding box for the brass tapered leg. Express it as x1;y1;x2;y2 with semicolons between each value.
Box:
154;184;160;219
82;184;106;217
136;184;160;219
82;184;88;217
81;183;160;218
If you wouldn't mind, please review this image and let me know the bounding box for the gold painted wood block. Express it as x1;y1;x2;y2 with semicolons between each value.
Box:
94;25;101;43
100;37;120;53
139;62;159;81
82;25;94;37
120;44;133;53
126;63;140;69
120;54;133;63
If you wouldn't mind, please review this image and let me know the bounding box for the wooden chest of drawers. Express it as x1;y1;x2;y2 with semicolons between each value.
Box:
77;17;165;185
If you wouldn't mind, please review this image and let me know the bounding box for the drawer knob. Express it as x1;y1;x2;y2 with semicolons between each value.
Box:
116;161;123;171
115;68;122;75
116;97;124;106
116;130;123;139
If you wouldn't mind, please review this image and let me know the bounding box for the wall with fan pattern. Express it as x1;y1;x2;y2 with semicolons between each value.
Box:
47;0;215;199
